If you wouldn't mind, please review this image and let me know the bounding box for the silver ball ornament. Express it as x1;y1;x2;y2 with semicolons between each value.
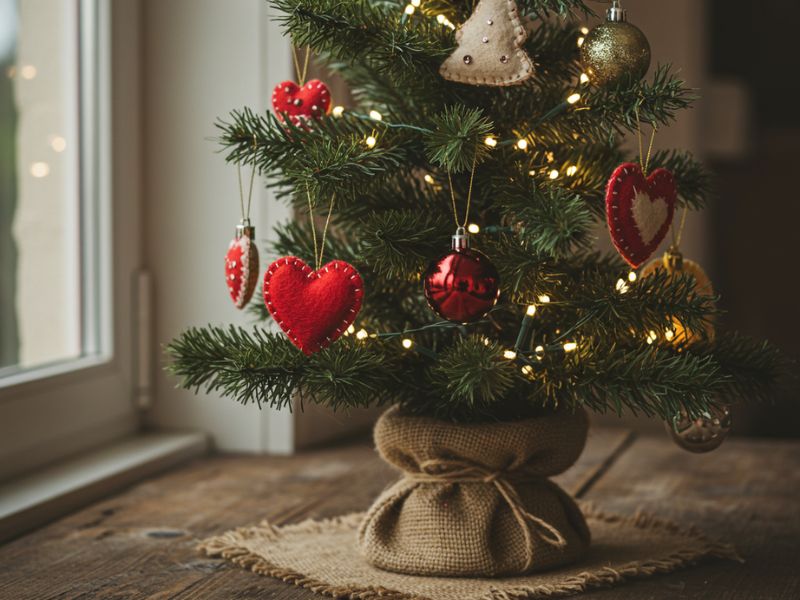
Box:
666;405;732;454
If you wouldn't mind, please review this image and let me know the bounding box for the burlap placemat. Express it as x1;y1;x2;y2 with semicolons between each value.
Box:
200;503;741;599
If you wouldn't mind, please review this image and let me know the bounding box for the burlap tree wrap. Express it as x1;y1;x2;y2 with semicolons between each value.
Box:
357;406;591;577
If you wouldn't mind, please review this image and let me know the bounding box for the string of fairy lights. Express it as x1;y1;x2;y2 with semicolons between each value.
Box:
318;3;674;373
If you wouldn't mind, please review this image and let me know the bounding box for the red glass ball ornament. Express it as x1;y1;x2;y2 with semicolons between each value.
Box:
424;232;500;324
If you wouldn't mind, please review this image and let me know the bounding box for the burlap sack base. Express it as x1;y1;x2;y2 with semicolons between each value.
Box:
199;503;741;600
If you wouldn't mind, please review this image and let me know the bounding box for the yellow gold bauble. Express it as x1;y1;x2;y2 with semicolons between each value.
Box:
640;248;715;347
581;4;651;87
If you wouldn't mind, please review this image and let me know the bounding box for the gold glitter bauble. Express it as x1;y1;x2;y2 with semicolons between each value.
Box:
581;21;651;87
666;405;731;453
640;249;715;347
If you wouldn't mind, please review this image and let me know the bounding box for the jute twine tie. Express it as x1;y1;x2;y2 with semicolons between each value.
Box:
408;458;568;572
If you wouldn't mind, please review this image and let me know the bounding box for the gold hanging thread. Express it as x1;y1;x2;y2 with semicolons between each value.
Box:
447;151;479;229
305;184;336;271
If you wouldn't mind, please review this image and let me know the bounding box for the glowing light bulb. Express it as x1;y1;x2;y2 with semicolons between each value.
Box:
50;136;66;153
567;93;581;105
563;342;578;353
411;0;421;6
332;105;344;117
580;26;590;35
577;37;585;48
484;136;497;147
538;295;550;304
521;365;534;376
482;337;491;346
402;338;414;349
516;138;528;150
616;278;630;294
628;271;638;282
528;170;536;177
566;165;578;176
30;162;50;178
369;109;383;121
549;169;559;180
20;65;37;80
346;324;355;335
534;345;545;357
646;330;658;345
423;174;435;184
356;328;368;340
503;350;517;360
580;73;590;84
526;305;537;317
404;4;415;14
665;329;675;341
365;135;377;148
467;223;480;234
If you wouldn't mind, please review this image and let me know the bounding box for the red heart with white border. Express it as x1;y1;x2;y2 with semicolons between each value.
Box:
263;257;363;356
271;79;331;127
606;162;677;268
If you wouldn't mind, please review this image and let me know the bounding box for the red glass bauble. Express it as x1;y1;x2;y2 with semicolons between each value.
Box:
424;247;500;324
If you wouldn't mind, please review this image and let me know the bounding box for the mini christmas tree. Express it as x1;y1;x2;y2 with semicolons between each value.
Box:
168;0;782;428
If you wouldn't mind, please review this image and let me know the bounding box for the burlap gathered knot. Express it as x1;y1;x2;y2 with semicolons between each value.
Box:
357;406;591;577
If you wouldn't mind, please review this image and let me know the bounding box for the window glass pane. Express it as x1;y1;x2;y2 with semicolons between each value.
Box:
1;0;84;373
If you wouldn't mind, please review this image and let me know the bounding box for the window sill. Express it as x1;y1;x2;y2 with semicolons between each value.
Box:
0;431;207;543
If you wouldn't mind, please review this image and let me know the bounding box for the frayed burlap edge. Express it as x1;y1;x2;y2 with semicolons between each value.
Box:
198;504;742;600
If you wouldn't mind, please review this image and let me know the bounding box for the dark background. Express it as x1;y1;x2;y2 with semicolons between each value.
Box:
709;0;800;436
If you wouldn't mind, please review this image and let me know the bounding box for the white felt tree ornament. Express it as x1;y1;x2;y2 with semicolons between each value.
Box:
440;0;534;87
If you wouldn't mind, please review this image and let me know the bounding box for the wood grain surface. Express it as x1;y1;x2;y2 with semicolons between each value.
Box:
0;428;796;599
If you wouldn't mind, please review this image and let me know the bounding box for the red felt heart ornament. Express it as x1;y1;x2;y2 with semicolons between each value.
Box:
606;162;677;268
225;234;259;309
263;257;364;356
271;79;332;128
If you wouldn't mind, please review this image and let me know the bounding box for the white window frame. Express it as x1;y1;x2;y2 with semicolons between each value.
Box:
0;0;142;481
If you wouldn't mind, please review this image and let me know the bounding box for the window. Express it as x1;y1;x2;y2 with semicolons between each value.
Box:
0;0;141;480
1;0;86;375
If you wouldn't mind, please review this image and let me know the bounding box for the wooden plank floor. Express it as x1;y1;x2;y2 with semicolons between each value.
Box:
0;427;797;599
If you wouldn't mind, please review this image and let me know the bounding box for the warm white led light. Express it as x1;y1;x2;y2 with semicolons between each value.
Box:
503;350;517;360
365;135;377;148
402;338;413;349
30;162;49;178
567;93;581;104
566;165;578;176
516;139;528;150
563;342;577;352
20;65;37;80
50;136;67;153
628;271;638;282
580;73;590;84
538;294;551;303
356;328;369;340
424;174;435;184
369;109;383;121
484;136;497;147
526;305;537;317
467;223;480;234
549;169;559;180
332;105;344;117
404;4;415;14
